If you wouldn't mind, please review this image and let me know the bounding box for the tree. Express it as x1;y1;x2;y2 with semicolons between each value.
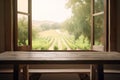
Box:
18;17;28;46
64;0;91;40
40;23;51;31
40;22;60;31
18;17;38;46
63;0;103;42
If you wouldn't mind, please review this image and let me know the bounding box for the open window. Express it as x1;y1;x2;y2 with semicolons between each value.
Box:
14;0;32;50
91;0;107;51
14;0;108;51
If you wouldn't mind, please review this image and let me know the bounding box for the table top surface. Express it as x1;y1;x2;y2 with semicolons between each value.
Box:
0;51;120;64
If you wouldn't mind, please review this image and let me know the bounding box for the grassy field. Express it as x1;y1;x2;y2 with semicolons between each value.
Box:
32;29;90;50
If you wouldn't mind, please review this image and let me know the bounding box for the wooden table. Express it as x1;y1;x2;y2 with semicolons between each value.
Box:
0;51;120;80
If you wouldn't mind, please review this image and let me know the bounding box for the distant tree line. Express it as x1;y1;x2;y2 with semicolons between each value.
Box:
40;23;61;31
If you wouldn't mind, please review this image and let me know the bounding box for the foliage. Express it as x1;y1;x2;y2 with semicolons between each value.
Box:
18;17;38;46
54;44;58;50
40;23;61;31
18;17;28;46
63;0;91;40
63;36;77;50
94;15;104;45
32;37;50;50
40;23;51;31
94;0;104;13
63;0;103;42
62;46;67;50
75;35;90;50
32;27;39;40
32;29;91;50
32;36;54;50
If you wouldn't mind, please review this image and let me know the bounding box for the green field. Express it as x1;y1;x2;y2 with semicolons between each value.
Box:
32;29;90;50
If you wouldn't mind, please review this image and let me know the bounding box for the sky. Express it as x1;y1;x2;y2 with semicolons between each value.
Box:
32;0;72;23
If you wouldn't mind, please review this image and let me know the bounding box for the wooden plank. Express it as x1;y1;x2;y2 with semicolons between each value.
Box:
1;69;120;74
0;69;90;73
90;65;96;80
23;65;29;80
0;51;120;64
4;0;13;51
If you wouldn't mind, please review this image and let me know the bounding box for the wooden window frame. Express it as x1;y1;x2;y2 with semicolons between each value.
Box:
14;0;32;51
91;0;108;51
13;0;108;51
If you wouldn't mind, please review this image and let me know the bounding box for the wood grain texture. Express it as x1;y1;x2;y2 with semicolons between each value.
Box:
0;51;120;64
0;0;5;53
0;51;119;80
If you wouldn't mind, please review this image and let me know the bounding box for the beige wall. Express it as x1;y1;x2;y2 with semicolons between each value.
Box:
0;0;5;53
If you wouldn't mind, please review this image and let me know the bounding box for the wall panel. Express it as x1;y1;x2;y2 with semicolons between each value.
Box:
117;0;120;52
0;0;5;53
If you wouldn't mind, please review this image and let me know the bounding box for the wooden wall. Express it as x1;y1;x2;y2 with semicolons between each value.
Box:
0;0;5;53
4;0;13;51
0;0;13;52
108;0;120;52
117;0;120;52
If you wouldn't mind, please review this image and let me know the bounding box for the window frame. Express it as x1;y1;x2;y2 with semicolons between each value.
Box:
91;0;108;51
14;0;108;51
14;0;32;51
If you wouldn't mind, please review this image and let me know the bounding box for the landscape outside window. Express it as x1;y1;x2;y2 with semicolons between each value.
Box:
94;0;104;46
17;0;29;46
17;0;104;50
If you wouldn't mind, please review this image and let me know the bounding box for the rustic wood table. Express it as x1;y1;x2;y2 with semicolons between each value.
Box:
0;51;120;80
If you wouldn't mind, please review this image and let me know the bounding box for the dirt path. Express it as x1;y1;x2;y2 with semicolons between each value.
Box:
41;29;72;50
49;38;57;50
61;38;71;50
57;38;63;50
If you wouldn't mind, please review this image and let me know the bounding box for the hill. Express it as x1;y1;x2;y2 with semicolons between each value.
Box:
32;20;59;27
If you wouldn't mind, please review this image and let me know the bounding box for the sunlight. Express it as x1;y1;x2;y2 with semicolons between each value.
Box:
32;0;72;23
